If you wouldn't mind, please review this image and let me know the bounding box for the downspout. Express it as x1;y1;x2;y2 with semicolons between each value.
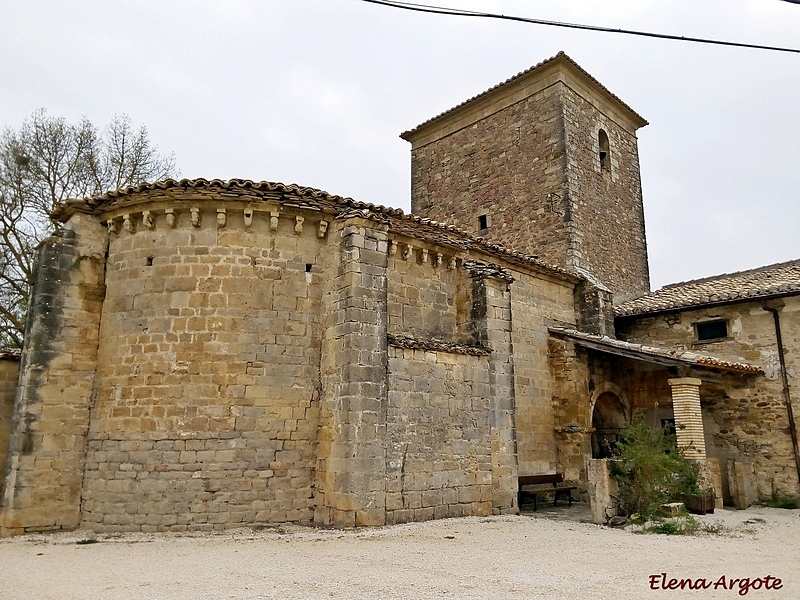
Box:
761;301;800;485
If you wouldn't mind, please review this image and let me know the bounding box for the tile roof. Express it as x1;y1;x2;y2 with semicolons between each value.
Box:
616;259;800;317
53;178;580;283
0;349;20;360
388;334;490;356
548;326;762;374
401;51;647;140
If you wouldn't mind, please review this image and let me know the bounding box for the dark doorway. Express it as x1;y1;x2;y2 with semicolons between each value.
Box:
591;392;627;459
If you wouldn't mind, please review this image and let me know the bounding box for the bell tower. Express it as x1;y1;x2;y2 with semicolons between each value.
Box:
401;52;650;302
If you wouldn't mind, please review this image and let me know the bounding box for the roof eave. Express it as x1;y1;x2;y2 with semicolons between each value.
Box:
401;52;647;144
615;289;800;320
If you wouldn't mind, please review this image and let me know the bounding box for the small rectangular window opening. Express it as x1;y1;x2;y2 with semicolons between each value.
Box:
305;263;313;273
146;256;154;266
478;214;488;230
695;319;728;341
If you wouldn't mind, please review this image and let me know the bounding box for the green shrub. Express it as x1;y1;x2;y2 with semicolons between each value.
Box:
640;514;721;536
764;493;799;509
646;520;681;535
610;417;698;518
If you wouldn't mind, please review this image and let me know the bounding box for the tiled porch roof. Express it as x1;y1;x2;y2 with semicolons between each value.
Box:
548;326;762;374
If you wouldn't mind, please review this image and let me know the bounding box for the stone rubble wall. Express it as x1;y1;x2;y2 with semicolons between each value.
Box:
546;338;592;482
409;74;649;302
559;85;649;303
409;82;569;265
617;296;800;499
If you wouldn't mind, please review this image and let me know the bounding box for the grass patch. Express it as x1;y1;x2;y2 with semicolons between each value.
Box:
764;494;798;509
638;514;723;536
75;539;99;545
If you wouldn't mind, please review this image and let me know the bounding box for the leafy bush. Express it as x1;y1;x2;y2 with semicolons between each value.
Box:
610;417;698;517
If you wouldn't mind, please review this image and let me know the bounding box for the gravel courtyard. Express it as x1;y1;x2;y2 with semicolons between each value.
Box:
0;506;797;599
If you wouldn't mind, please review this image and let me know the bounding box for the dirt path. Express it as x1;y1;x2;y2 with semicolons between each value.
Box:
0;507;797;599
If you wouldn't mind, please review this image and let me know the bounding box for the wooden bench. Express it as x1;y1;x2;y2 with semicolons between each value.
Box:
518;474;577;511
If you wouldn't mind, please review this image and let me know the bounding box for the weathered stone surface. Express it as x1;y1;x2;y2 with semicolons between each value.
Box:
404;54;650;302
1;55;796;537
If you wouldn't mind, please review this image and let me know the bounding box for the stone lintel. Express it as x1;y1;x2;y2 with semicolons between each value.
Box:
668;377;702;387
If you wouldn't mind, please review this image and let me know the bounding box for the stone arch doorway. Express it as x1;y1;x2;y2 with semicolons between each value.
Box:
591;391;627;459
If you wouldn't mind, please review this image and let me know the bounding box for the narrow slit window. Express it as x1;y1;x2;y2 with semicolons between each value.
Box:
478;214;488;230
695;320;728;341
598;129;610;172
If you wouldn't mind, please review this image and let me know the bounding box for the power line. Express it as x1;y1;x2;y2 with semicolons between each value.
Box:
361;0;800;54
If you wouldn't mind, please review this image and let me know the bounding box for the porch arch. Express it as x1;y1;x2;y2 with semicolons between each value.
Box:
590;383;628;459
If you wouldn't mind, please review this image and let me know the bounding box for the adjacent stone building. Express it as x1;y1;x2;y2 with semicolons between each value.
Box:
1;52;797;536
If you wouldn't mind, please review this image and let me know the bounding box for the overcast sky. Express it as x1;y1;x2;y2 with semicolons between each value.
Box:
1;0;798;290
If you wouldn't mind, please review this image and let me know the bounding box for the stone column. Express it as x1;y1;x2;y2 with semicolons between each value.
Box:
316;215;389;527
464;261;518;514
668;377;706;459
1;214;107;536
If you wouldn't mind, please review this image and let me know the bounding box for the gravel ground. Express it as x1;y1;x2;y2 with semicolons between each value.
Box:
0;506;797;599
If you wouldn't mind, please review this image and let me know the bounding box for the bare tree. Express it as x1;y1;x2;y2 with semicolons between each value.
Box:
0;110;178;348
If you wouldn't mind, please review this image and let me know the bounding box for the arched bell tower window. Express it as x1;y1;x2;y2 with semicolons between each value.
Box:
598;129;610;172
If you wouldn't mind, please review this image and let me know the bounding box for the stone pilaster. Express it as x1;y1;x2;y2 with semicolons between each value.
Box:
1;214;107;536
465;261;518;513
668;377;706;460
316;215;389;527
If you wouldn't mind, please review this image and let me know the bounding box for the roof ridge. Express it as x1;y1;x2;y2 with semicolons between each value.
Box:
660;258;800;290
616;257;800;317
401;51;647;140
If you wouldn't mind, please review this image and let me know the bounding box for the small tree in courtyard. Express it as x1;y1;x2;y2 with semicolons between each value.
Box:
610;417;698;517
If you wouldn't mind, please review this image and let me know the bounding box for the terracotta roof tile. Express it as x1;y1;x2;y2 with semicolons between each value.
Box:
548;326;762;374
388;334;490;356
616;259;800;317
0;349;20;360
53;178;580;283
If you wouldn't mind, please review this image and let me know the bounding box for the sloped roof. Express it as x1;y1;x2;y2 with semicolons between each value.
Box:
548;326;762;374
616;259;800;317
401;51;647;140
53;178;580;283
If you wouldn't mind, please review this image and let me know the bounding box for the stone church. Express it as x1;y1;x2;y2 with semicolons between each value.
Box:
1;52;798;536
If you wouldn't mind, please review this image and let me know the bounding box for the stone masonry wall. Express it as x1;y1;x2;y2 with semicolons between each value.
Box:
409;82;569;264
0;356;20;496
617;296;800;498
82;200;326;532
509;271;576;476
1;215;107;536
316;216;389;527
560;85;649;302
386;348;492;523
408;75;649;302
547;338;592;482
387;239;459;340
